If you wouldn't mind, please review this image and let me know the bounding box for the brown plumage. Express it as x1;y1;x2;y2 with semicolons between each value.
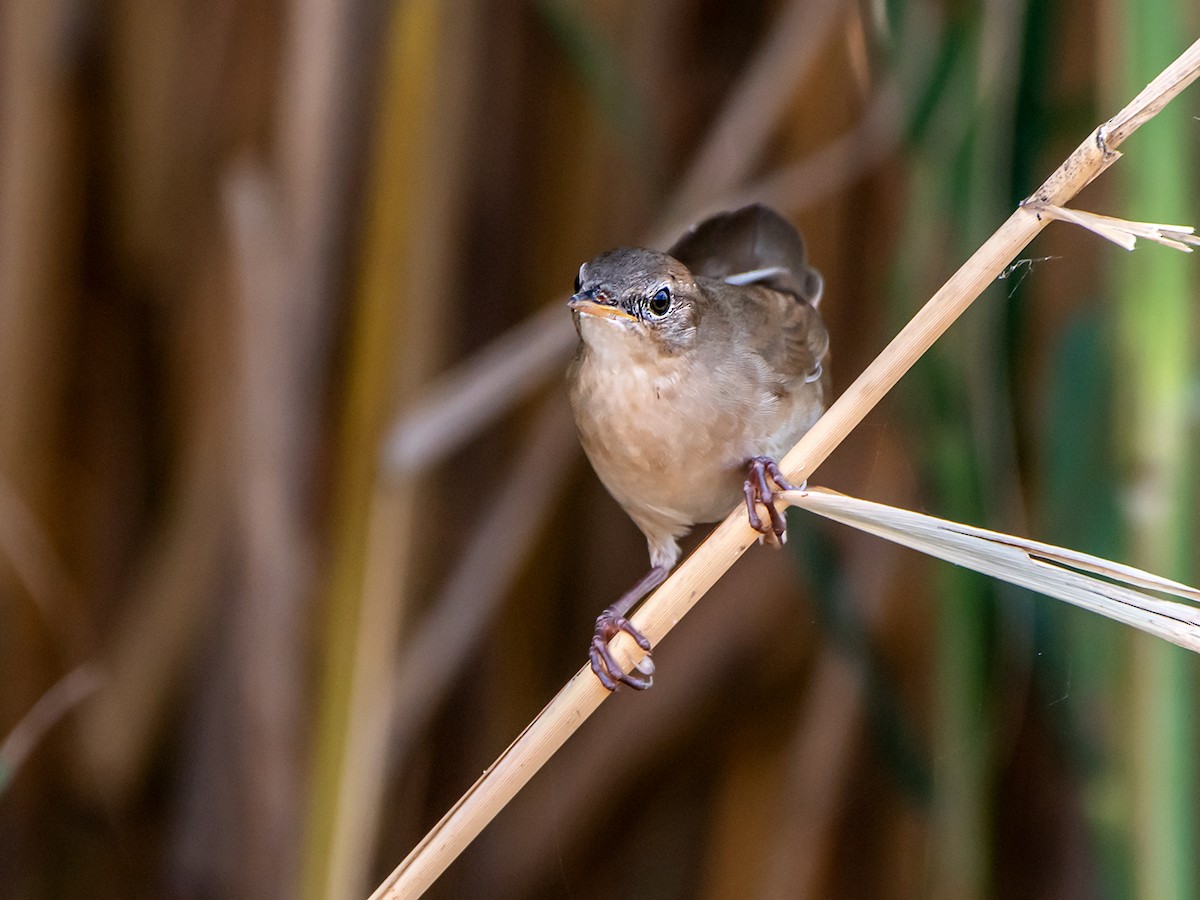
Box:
566;205;830;689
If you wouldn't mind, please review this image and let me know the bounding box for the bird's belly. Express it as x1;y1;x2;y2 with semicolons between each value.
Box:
590;431;745;527
571;360;768;530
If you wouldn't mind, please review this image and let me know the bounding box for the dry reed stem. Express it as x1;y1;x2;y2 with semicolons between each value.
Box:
0;665;102;791
759;508;903;898
759;648;862;899
665;0;848;219
313;1;481;896
1027;202;1200;251
77;315;233;800
224;162;309;899
370;38;1200;900
0;475;85;642
348;396;578;880
706;76;904;224
387;397;577;752
385;304;574;475
478;551;798;897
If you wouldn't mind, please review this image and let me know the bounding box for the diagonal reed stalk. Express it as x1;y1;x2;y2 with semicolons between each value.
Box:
369;39;1200;900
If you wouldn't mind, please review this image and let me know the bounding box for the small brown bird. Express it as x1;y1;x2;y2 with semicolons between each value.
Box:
567;205;830;690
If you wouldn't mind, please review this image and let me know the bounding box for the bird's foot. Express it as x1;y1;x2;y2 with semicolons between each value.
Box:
590;610;654;691
743;456;798;546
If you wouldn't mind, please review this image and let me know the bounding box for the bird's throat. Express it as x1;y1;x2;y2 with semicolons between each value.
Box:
578;313;657;366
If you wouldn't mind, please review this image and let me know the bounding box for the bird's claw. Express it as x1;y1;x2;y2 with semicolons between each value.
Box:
590;610;654;691
743;456;794;546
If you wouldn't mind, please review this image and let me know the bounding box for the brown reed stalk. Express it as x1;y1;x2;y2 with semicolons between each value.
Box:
369;38;1200;900
304;2;480;897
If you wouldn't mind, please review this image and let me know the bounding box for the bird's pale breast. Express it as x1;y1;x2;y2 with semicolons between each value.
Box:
568;314;821;558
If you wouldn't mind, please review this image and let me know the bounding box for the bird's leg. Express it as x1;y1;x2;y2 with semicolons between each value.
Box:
590;565;668;691
743;456;798;545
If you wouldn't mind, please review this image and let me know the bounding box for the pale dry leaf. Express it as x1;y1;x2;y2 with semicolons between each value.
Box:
1026;201;1200;252
784;487;1200;653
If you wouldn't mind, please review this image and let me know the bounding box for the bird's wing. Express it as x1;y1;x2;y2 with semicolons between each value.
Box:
732;283;830;389
667;204;824;307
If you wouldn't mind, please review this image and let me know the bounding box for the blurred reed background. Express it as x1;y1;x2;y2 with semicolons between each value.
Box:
1;0;1197;897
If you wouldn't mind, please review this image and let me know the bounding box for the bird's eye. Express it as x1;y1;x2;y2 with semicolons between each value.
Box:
648;287;671;316
573;272;582;293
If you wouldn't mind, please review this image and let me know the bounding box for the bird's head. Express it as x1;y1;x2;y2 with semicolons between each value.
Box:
568;248;702;356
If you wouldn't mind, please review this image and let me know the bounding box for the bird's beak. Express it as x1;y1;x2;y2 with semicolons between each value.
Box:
568;290;637;322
